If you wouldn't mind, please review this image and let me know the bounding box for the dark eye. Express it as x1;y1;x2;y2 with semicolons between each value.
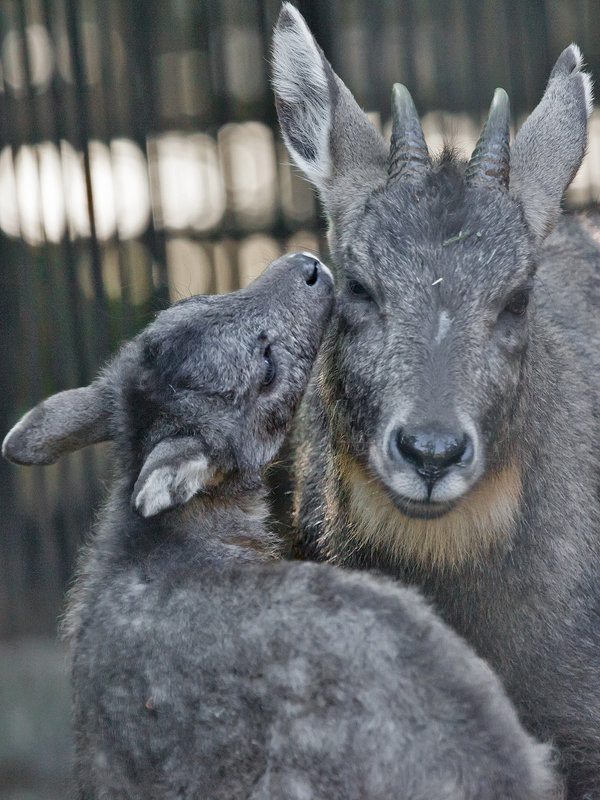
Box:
348;280;373;301
504;291;529;316
262;344;276;386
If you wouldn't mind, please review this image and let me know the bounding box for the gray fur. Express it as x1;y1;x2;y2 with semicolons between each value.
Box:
511;44;593;240
271;3;388;202
3;385;111;465
5;252;558;799
273;9;599;797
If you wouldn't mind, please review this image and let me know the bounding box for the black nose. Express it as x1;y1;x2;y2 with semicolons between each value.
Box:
288;252;323;286
390;427;474;496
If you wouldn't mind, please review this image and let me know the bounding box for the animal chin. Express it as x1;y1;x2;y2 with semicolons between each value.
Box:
369;461;470;519
382;487;458;520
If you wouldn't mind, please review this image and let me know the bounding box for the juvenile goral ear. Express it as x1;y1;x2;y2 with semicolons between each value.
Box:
2;383;111;466
271;3;387;197
510;44;594;241
132;437;217;518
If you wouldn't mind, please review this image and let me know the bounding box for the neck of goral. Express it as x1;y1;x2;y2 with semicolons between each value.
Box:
147;477;280;563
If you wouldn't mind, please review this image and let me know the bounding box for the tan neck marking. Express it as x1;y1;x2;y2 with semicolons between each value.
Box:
325;457;521;569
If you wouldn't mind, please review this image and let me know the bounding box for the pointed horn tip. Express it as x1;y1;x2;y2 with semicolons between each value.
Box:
392;83;410;97
388;82;430;182
391;83;416;112
490;88;510;115
465;87;510;189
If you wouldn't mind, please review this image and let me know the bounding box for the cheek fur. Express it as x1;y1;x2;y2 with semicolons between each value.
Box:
325;341;392;456
471;348;524;458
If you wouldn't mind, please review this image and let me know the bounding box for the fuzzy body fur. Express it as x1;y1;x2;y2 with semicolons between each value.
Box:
272;6;600;796
4;254;557;799
67;482;557;800
293;223;600;795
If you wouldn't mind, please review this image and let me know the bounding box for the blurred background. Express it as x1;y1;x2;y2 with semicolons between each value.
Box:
0;0;598;796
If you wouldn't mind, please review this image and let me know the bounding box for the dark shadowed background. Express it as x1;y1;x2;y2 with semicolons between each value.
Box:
0;0;598;796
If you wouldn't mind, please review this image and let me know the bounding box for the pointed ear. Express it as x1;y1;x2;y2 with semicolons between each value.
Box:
510;44;593;241
271;3;387;199
3;383;111;465
132;437;217;518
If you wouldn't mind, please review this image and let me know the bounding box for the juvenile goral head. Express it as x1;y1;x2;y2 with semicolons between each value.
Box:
273;4;592;540
3;253;334;518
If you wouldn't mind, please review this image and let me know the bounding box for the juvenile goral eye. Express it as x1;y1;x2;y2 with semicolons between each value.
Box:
348;280;373;300
504;291;529;316
262;345;276;386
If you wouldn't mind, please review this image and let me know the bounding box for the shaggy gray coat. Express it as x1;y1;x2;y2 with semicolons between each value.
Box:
4;254;557;799
272;6;600;796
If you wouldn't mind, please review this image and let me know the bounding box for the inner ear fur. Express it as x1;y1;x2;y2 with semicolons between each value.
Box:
132;436;217;518
271;3;387;199
510;44;593;241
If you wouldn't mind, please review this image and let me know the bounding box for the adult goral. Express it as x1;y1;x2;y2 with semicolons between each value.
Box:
272;5;600;796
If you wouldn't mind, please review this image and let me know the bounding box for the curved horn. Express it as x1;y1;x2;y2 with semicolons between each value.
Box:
388;84;431;183
465;88;510;190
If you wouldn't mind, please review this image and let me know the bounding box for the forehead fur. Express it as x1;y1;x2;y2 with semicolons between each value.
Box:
141;294;267;396
341;151;533;294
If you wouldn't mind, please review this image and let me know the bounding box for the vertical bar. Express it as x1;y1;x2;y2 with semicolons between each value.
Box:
1;0;56;632
96;0;133;340
65;0;111;364
40;0;103;594
464;0;488;113
360;0;385;114
41;0;90;387
17;0;66;628
120;0;169;310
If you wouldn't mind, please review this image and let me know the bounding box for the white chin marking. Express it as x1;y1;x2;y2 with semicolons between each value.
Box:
429;472;471;502
379;469;472;504
336;458;522;568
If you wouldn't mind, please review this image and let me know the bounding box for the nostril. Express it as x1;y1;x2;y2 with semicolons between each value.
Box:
390;427;474;475
292;251;322;285
396;430;424;467
304;259;320;286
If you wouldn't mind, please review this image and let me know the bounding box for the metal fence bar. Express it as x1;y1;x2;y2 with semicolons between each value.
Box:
65;0;110;364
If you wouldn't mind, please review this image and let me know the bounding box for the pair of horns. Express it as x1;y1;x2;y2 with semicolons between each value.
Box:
388;84;510;190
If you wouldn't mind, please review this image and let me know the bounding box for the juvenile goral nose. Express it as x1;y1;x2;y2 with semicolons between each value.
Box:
285;251;331;287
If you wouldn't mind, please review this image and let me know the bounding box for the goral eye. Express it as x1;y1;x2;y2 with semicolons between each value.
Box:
262;344;276;387
348;280;373;301
504;291;529;317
